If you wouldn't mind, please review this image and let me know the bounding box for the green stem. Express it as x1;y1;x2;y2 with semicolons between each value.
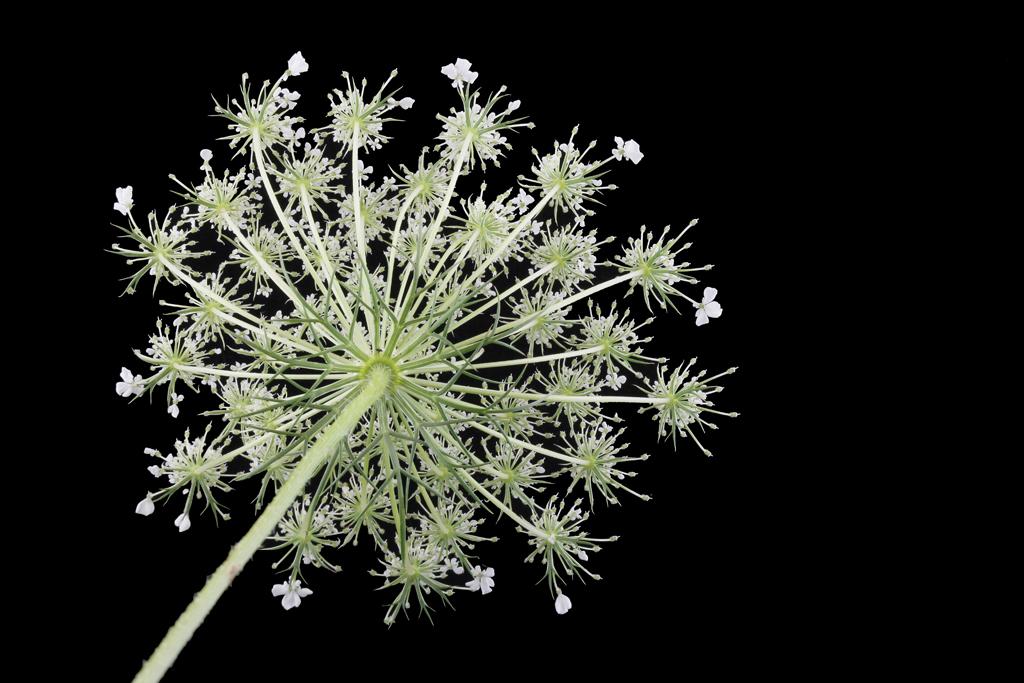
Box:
132;366;392;683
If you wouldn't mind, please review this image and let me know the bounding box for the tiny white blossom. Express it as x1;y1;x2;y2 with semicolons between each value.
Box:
624;139;643;164
444;557;464;575
174;512;191;533
200;149;213;162
271;579;313;610
612;137;644;164
695;287;723;326
465;566;495;594
115;367;144;398
555;592;572;615
506;99;521;113
606;373;627;390
287;52;309;77
441;58;478;87
135;495;155;516
113;186;134;215
168;393;183;418
398;97;415;110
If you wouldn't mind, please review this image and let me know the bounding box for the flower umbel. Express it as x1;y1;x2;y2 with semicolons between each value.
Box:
113;53;737;682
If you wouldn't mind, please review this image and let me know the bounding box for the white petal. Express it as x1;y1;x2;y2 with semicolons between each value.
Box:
704;301;722;318
288;52;308;75
200;149;213;161
399;97;415;110
624;140;644;164
702;287;718;304
174;513;191;532
555;593;572;614
696;309;709;326
297;587;313;598
441;63;458;80
135;496;155;516
282;592;298;610
271;583;288;597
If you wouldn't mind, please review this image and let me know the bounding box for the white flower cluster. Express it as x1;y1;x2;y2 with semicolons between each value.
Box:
113;53;736;677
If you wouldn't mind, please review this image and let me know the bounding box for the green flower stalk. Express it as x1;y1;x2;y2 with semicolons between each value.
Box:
112;53;737;682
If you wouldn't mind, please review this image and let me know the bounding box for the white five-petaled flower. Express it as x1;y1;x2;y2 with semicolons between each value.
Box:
606;373;627;390
444;557;464;575
441;58;478;87
116;367;144;398
612;137;644;164
287;52;309;77
272;579;313;610
398;97;415;110
168;393;183;418
135;495;155;516
555;592;572;615
113;186;134;216
174;512;191;533
694;287;722;326
465;566;495;594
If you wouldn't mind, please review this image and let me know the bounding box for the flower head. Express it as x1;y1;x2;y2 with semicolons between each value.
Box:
112;55;736;649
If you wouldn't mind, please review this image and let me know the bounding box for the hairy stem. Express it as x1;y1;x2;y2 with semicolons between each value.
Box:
132;366;392;683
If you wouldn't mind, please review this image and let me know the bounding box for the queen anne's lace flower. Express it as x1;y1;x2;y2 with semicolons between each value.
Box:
113;53;737;680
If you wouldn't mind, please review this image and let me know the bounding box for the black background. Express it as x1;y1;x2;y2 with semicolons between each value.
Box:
37;17;890;680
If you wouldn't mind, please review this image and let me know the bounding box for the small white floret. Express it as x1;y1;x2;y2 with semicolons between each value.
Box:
271;579;313;610
695;287;722;326
287;52;308;77
113;186;134;216
465;566;495;594
135;495;155;516
441;58;478;87
115;367;144;398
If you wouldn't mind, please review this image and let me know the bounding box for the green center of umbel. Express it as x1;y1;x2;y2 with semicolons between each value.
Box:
359;355;399;390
